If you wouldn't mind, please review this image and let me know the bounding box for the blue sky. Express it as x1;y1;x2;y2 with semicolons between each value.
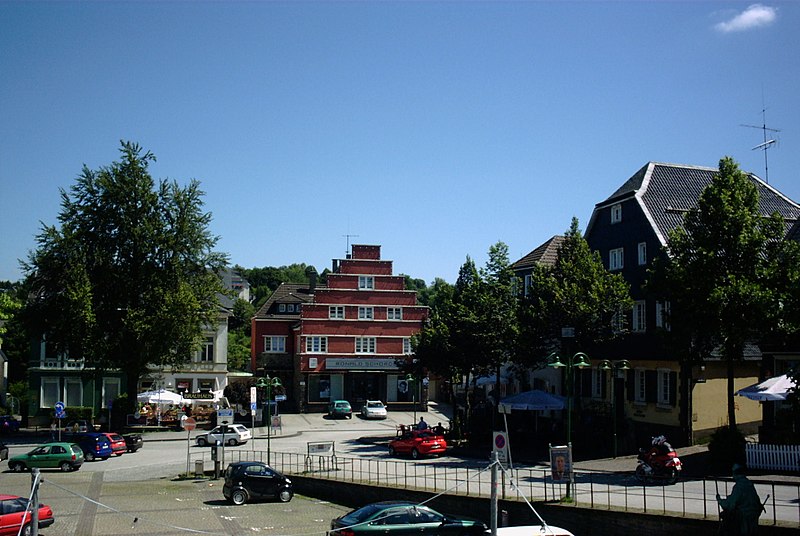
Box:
2;1;798;285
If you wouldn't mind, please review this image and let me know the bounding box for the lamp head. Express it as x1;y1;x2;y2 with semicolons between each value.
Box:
573;352;590;368
615;360;631;371
547;353;565;368
599;360;612;370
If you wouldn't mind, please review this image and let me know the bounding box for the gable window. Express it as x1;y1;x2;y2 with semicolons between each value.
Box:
634;369;646;404
264;336;286;353
358;306;374;320
611;203;622;223
287;304;295;313
278;303;286;313
656;301;671;330
403;338;412;354
358;276;374;290
306;336;327;353
638;242;647;265
609;248;624;271
355;337;376;354
387;307;402;320
329;306;345;320
632;300;646;332
199;337;214;362
657;369;672;407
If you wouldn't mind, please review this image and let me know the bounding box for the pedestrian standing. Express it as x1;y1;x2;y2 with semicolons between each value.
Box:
717;464;763;535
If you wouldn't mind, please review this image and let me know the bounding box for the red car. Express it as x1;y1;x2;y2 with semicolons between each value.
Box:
102;432;126;456
388;429;448;459
0;494;55;536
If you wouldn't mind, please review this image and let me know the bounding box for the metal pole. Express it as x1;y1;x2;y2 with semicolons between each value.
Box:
31;468;40;536
267;381;272;466
612;370;617;458
490;451;498;536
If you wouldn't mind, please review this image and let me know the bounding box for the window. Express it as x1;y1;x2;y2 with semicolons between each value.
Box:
306;336;327;353
638;242;647;265
609;248;624;270
102;378;121;409
403;338;412;354
355;337;376;353
278;304;286;313
358;276;374;290
41;378;59;408
611;203;622;223
591;368;604;399
657;369;671;406
523;274;532;297
634;369;646;404
329;306;345;320
199;337;214;362
611;309;625;333
632;301;646;332
656;301;671;330
287;304;294;313
264;336;286;353
358;306;374;320
387;307;402;320
65;378;82;407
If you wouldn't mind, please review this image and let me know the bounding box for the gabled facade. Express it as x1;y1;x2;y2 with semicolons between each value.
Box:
251;245;429;413
584;161;800;445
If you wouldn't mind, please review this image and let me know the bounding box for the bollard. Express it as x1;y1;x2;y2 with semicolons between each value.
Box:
501;510;509;527
195;460;204;478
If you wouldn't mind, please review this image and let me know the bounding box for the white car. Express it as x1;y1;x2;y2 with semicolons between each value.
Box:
195;424;251;446
360;400;388;419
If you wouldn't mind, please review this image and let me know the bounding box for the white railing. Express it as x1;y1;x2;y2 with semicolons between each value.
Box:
746;442;800;472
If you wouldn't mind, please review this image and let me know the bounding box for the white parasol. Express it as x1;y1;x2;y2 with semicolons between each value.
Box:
736;374;797;402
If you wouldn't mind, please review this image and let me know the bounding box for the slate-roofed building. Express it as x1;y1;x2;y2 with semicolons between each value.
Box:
584;161;800;446
511;235;565;298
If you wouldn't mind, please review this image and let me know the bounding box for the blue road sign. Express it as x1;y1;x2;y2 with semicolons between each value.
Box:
55;401;65;413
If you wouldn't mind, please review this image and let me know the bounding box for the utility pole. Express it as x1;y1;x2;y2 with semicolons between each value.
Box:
31;468;40;536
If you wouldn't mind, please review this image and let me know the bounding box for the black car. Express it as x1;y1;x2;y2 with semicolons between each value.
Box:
123;433;143;453
222;461;293;505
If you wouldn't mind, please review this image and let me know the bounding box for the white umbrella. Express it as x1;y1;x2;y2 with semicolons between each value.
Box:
137;389;185;405
736;374;797;402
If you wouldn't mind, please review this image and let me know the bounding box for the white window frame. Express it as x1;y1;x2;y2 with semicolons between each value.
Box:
634;369;646;404
591;368;604;399
358;275;374;290
65;378;82;407
264;336;287;353
358;306;374;320
102;378;121;409
403;338;412;354
656;300;671;330
287;304;294;313
638;242;647;265
40;377;60;408
633;300;646;332
523;274;532;297
306;336;328;353
611;203;622;223
657;368;671;407
387;307;402;320
609;248;624;271
199;336;214;362
329;306;345;320
278;303;286;313
611;309;625;333
355;337;377;354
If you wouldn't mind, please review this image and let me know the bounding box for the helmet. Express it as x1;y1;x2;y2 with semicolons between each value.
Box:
651;435;666;446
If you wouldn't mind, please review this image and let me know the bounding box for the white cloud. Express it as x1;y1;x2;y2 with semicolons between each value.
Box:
714;4;777;33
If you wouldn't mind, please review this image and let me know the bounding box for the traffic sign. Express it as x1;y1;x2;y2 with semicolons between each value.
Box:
275;394;286;402
182;417;197;431
493;432;509;463
217;408;234;425
55;401;65;413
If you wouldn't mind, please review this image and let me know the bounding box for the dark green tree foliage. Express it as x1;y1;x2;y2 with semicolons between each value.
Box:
519;218;632;365
649;157;788;429
22;141;227;410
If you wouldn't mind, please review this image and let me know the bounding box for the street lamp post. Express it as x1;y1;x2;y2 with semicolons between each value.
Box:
599;360;631;458
405;374;416;425
256;376;282;466
547;352;590;445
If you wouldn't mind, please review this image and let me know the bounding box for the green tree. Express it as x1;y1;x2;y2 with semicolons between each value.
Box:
518;218;632;364
0;289;21;347
22;141;227;411
227;331;252;372
648;157;789;430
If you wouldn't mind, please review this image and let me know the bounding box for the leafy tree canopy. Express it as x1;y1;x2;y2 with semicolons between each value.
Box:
22;141;227;408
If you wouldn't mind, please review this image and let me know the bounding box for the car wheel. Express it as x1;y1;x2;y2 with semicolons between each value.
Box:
388;445;397;456
347;414;352;419
60;461;72;472
227;438;238;446
635;465;647;483
10;461;26;472
197;437;207;447
230;489;248;505
277;487;293;502
20;524;32;536
411;448;420;460
85;451;95;461
665;468;678;485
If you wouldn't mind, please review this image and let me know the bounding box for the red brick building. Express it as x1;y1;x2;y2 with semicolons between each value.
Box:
251;245;429;413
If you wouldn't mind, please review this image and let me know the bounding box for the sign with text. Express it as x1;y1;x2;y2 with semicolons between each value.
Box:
217;408;234;425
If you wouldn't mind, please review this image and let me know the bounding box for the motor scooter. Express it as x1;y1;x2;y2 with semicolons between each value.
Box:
635;435;682;485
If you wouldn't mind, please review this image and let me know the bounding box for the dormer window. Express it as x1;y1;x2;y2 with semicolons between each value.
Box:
611;203;622;224
278;303;286;313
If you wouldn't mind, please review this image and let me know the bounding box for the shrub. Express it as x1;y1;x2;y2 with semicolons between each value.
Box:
708;426;746;472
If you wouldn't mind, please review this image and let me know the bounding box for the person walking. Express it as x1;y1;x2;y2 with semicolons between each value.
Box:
717;464;763;535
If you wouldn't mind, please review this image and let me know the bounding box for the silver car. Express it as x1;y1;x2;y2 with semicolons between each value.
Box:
360;400;388;419
195;424;252;446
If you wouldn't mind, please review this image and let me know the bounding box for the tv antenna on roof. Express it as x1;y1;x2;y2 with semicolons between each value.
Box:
343;233;359;256
741;105;780;184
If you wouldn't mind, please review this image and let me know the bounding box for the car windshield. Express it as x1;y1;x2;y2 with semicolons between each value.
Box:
367;402;383;408
0;497;29;515
109;434;123;441
71;445;83;455
343;503;412;524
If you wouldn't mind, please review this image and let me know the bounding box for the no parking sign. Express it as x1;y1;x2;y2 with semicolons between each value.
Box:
493;431;509;463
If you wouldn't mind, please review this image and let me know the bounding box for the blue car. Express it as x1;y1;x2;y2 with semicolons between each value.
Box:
69;432;113;461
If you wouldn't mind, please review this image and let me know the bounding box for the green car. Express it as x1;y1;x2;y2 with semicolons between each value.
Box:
328;400;352;419
330;501;487;536
8;442;84;472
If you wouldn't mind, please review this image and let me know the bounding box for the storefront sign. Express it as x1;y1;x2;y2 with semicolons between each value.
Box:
325;358;400;370
183;392;215;400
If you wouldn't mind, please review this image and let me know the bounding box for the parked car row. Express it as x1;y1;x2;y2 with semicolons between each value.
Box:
5;431;143;473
